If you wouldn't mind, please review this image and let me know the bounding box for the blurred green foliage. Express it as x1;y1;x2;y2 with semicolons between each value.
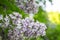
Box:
0;0;28;18
34;6;48;24
46;24;60;40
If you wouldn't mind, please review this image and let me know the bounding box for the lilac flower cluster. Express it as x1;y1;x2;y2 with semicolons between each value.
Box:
0;12;22;28
15;0;39;14
7;12;47;40
0;12;47;40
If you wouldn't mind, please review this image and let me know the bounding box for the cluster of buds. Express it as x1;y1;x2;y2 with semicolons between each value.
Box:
15;0;39;14
0;15;10;28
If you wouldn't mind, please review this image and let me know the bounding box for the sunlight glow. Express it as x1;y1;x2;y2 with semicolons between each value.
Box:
48;12;60;24
46;0;60;12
